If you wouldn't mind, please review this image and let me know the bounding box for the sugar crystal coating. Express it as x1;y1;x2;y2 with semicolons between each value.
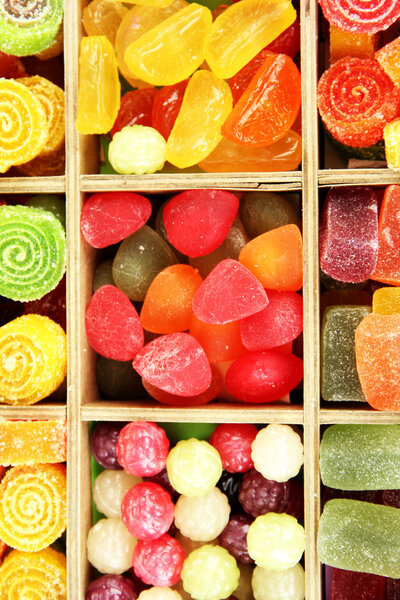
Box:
330;566;386;600
318;0;400;33
371;185;400;284
0;419;66;465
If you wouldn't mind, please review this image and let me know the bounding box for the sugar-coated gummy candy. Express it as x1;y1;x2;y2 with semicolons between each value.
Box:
330;568;385;600
240;192;300;238
0;419;67;466
251;425;303;482
93;470;142;518
85;574;137;600
329;25;378;63
174;487;230;542
83;0;129;45
122;481;174;540
371;185;400;284
318;0;400;33
91;421;126;470
142;367;221;406
109;125;166;175
218;513;253;565
189;317;246;365
111;88;158;137
132;533;185;586
239;468;302;520
138;589;181;600
117;421;170;477
375;36;400;88
252;563;305;600
373;287;400;314
209;424;257;473
166;438;222;497
26;194;66;228
181;545;240;600
384;118;400;171
87;517;138;575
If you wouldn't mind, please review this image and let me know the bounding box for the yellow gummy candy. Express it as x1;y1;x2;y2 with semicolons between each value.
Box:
373;287;400;315
329;25;378;63
124;0;174;7
0;420;67;466
384;118;400;171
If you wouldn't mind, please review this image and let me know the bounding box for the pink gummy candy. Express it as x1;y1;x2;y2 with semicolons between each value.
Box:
163;189;239;257
192;258;268;324
81;191;152;248
133;332;212;396
116;421;170;477
132;534;185;586
85;285;144;360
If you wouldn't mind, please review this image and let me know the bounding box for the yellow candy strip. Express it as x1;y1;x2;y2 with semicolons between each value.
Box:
0;420;67;466
384;118;400;170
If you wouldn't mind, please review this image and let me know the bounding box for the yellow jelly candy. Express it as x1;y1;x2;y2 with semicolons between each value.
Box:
83;0;128;45
124;0;174;7
373;287;400;315
166;70;232;168
384;118;400;170
0;314;67;406
124;3;212;86
0;420;67;466
204;0;297;79
76;35;121;134
329;25;378;63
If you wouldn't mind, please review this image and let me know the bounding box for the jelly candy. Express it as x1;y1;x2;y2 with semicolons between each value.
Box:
174;487;230;541
384;118;400;170
266;17;300;57
204;0;297;79
152;79;188;140
319;0;400;33
373;287;400;314
142;366;222;406
133;333;212;396
320;424;400;490
192;259;268;324
111;89;158;137
222;53;301;147
163;190;239;257
375;35;400;87
132;534;185;586
330;568;385;600
121;481;174;540
329;26;378;63
85;285;144;361
252;563;305;600
123;3;212;86
209;423;257;473
109;125;167;175
319;186;379;283
116;421;170;477
23;275;66;331
251;424;303;482
240;192;301;238
318;499;400;577
87;517;138;575
93;469;141;518
181;545;240;600
166;438;222;497
76;36;120;134
0;420;67;466
371;185;400;284
0;51;26;78
81;192;152;249
82;0;128;45
91;421;126;470
26;194;66;228
0;464;66;551
85;574;137;600
166;70;233;169
317;57;400;147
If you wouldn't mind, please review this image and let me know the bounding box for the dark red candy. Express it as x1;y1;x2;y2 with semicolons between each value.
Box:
266;18;300;57
116;421;170;477
192;259;268;325
85;285;144;361
163;190;239;258
0;51;27;78
121;482;174;540
239;468;292;517
132;534;185;587
152;79;189;140
90;422;127;470
387;578;400;600
24;276;66;330
331;567;385;600
81;192;152;248
219;513;253;565
111;88;158;137
239;290;303;351
144;467;179;502
85;574;137;600
133;333;212;397
209;423;258;473
225;349;303;403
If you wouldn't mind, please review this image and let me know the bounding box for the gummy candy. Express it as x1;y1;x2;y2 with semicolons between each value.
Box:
87;517;138;574
384;118;400;170
116;421;170;477
375;35;400;87
85;574;137;600
181;544;240;600
132;534;185;586
329;26;378;63
111;89;158;137
371;185;400;284
109;125;167;175
93;470;142;518
174;487;230;541
83;0;128;45
239;192;301;238
27;194;66;228
318;0;400;33
142;366;222;406
122;481;174;540
265;17;301;57
91;421;126;470
189;316;246;364
251;424;303;482
152;79;188;140
0;420;67;465
252;563;305;600
330;568;385;600
209;423;257;473
166;438;222;497
0;51;26;78
0;464;66;551
373;287;400;314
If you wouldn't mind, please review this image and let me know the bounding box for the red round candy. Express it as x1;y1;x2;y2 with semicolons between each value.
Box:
85;285;144;361
163;190;239;258
81;192;152;248
132;534;185;586
152;79;189;140
116;421;170;477
111;88;158;137
121;482;174;540
209;423;258;473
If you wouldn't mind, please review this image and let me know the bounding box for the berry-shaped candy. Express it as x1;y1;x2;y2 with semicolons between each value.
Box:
93;470;142;518
219;513;253;565
91;422;127;470
117;422;170;477
209;424;258;473
122;482;174;540
166;438;222;497
174;487;230;542
109;125;166;175
319;0;400;33
247;513;305;570
251;563;305;600
85;574;137;600
181;545;240;600
239;469;303;520
144;467;179;502
251;424;303;482
132;534;185;586
87;517;138;575
138;589;181;600
111;89;158;137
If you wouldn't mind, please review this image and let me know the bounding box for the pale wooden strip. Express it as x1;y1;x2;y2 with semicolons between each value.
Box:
0;176;65;194
0;404;66;420
318;168;400;187
320;408;400;424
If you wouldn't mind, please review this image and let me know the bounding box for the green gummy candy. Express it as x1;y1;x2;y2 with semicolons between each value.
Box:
26;195;66;230
0;204;66;302
321;305;371;402
320;424;400;490
0;0;63;56
318;499;400;578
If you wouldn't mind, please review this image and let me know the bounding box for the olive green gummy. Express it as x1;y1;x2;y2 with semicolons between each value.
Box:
0;0;63;57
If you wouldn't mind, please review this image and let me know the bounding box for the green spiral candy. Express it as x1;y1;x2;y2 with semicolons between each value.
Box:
0;205;66;302
0;0;64;56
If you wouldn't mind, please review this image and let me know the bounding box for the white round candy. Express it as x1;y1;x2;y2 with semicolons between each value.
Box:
86;517;137;574
93;469;142;518
174;487;230;542
252;563;305;600
251;424;303;482
138;588;183;600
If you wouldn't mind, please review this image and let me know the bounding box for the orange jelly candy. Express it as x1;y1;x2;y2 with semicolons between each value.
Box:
371;185;400;286
329;25;378;63
0;420;67;466
189;315;246;364
375;36;400;88
239;224;303;291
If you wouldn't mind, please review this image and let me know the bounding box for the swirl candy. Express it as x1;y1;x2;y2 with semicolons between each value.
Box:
0;464;67;551
0;314;67;406
319;0;400;34
0;205;66;302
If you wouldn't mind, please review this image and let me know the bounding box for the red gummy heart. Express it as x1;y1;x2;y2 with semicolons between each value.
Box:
163;189;239;257
133;333;212;396
192;258;268;324
85;285;144;360
81;191;152;248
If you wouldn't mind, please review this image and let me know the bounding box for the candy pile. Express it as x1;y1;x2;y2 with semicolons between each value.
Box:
317;0;400;167
0;1;65;175
319;184;400;411
82;189;304;405
0;419;67;599
77;0;302;173
87;420;305;600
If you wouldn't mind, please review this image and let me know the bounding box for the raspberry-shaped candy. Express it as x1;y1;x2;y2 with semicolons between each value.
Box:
87;518;138;575
109;125;166;175
209;424;258;473
122;482;174;540
181;545;240;600
219;513;253;565
91;422;127;470
137;589;182;600
85;574;137;600
239;469;301;518
174;487;230;542
132;534;185;587
251;424;303;482
117;422;170;477
166;439;222;497
93;470;142;519
247;513;305;570
252;563;305;600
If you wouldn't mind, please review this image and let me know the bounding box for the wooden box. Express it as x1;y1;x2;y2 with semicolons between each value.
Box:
1;1;400;598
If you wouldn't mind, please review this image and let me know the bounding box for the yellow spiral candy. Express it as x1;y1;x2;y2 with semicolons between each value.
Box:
0;547;66;599
0;464;67;552
0;315;67;406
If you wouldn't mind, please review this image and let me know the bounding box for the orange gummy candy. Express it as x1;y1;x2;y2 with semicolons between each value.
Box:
375;35;400;88
371;185;400;285
140;264;203;333
373;287;400;315
189;314;246;364
329;25;378;63
0;420;67;466
239;224;303;291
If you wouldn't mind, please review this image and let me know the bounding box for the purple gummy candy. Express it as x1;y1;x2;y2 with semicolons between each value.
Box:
219;513;253;565
319;186;379;283
91;422;127;469
239;468;303;519
85;574;137;600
